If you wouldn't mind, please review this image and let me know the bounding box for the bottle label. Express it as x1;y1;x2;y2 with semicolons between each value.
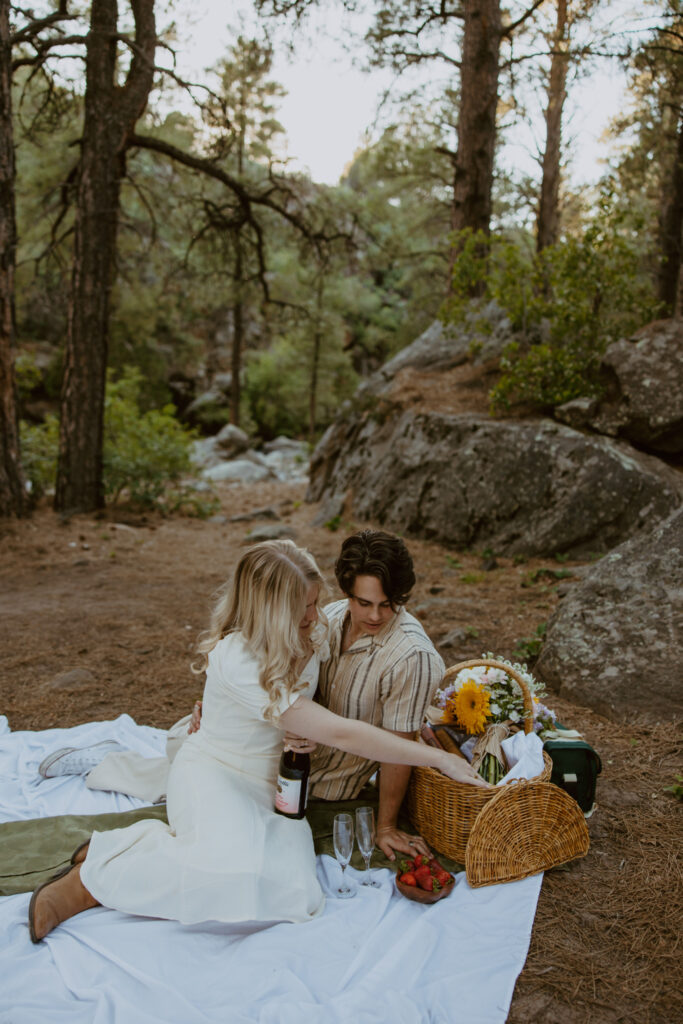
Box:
275;774;302;815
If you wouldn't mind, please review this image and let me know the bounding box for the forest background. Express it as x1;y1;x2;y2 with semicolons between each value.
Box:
1;5;681;1020
0;0;681;517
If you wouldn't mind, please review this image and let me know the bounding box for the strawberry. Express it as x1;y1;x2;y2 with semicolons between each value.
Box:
417;873;441;892
398;858;415;875
428;857;444;872
434;868;452;886
414;864;431;880
413;854;430;868
399;872;417;886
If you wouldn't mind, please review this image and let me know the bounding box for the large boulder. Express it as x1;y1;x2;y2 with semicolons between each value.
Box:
182;375;233;434
307;409;682;557
555;318;683;456
362;306;514;397
535;508;683;721
203;459;273;484
214;423;250;458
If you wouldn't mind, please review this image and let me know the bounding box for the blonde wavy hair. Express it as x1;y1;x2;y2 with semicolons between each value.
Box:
193;540;327;720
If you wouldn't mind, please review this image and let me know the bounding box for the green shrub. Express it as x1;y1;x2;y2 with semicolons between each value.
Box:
243;340;309;439
13;351;43;400
20;367;202;510
513;622;547;663
20;414;59;498
663;775;683;801
103;367;197;506
442;201;663;412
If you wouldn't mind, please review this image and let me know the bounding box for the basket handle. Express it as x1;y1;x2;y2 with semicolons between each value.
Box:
442;659;535;735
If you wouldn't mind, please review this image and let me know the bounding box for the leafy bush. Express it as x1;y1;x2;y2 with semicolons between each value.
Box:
663;775;683;801
20;367;204;511
20;414;59;498
513;622;547;664
243;339;310;439
103;367;197;506
442;201;663;411
13;351;43;400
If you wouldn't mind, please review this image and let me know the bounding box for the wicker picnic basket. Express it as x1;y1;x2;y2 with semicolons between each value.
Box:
406;659;588;882
465;778;589;887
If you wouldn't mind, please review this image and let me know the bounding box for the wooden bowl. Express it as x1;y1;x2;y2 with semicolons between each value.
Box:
395;873;456;904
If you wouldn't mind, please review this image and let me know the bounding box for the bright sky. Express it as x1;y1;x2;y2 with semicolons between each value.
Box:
175;1;398;184
172;1;642;188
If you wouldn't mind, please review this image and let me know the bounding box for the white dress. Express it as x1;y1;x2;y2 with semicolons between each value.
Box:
80;634;326;925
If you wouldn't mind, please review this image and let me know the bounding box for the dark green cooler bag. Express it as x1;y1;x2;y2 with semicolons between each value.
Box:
543;735;602;814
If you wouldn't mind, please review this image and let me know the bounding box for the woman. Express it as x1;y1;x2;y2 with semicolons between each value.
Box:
29;540;486;942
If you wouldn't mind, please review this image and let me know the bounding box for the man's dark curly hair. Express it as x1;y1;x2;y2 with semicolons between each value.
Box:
334;529;415;608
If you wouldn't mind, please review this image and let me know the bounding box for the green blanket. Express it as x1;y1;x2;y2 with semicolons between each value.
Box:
0;792;462;896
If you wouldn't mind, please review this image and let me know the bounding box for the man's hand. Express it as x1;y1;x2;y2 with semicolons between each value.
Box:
283;732;318;754
188;700;202;735
376;825;431;861
376;740;430;861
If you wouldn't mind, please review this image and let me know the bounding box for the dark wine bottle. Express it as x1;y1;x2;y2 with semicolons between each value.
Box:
274;749;310;819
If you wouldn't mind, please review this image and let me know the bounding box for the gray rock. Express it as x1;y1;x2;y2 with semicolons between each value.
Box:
307;410;682;557
42;668;95;690
243;449;270;468
229;506;280;522
184;388;227;417
411;597;450;617
260;448;310;483
242;524;298;543
183;388;230;432
212;372;233;395
554;397;599;431
214;423;250;458
535;508;683;721
190;437;223;469
263;436;309;454
178;476;214;493
438;628;468;649
362;306;514;397
203;459;273;484
556;318;683;454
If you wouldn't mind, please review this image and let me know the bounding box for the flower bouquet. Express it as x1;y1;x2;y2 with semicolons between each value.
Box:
433;653;557;783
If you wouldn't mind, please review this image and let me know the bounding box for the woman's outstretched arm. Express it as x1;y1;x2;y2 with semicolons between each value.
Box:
280;696;489;788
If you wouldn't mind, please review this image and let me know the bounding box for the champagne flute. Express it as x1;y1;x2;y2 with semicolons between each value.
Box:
333;813;355;898
355;806;381;887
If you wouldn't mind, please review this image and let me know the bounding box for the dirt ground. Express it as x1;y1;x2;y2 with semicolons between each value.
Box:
1;480;681;1023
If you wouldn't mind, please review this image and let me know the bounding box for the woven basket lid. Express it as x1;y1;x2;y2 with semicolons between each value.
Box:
465;780;590;888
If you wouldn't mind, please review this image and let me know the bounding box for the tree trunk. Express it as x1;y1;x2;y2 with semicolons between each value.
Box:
308;275;323;446
536;0;569;252
0;0;26;516
55;0;156;513
452;0;502;244
657;108;683;315
230;234;243;426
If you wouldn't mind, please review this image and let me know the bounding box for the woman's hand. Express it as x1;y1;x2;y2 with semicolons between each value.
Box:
440;751;491;788
283;732;318;754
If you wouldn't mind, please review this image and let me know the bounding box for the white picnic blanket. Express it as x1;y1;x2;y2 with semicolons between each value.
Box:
0;715;542;1024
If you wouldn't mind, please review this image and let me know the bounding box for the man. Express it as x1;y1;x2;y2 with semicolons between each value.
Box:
306;529;444;859
40;530;444;860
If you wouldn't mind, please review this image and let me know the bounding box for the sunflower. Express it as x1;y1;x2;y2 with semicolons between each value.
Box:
441;702;458;725
450;679;491;734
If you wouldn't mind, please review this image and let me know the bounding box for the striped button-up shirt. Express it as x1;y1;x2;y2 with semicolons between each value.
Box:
309;599;445;801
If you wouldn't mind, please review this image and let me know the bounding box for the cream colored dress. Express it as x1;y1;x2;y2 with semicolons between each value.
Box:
80;633;325;925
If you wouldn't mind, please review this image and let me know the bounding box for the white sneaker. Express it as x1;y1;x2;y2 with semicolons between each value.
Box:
38;740;127;779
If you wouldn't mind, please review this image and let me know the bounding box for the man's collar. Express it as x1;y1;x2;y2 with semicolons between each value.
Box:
338;603;406;652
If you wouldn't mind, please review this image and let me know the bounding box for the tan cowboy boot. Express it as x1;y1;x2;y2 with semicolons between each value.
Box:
28;864;100;943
